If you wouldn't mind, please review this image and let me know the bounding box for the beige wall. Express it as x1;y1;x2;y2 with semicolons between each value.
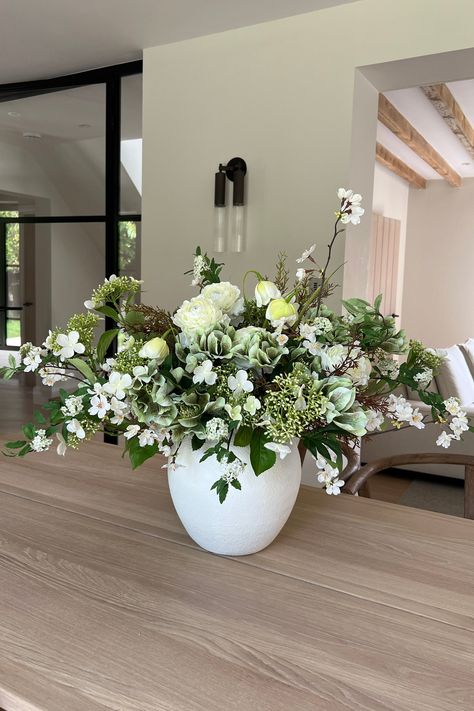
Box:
402;178;474;348
141;0;474;311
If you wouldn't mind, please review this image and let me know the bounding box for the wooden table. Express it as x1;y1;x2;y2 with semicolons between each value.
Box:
0;442;473;711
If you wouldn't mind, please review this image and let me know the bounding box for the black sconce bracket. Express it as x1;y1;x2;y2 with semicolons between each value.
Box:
219;157;247;182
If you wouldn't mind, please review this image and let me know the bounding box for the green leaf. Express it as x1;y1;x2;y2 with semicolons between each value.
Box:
218;482;229;503
5;440;26;449
373;294;383;312
127;438;158;469
34;410;47;425
124;309;145;326
233;425;252;448
22;423;35;440
8;354;16;368
68;358;97;384
210;479;220;491
18;444;32;457
96;328;119;364
191;435;203;451
230;479;241;490
250;429;276;476
95;304;120;321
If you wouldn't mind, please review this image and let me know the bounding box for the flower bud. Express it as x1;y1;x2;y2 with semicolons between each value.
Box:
255;280;281;307
266;298;298;325
138;337;169;363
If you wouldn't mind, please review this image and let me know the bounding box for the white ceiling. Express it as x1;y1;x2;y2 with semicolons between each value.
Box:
0;0;358;85
379;81;474;180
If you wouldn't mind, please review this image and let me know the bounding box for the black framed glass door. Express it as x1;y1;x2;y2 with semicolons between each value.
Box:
0;61;142;350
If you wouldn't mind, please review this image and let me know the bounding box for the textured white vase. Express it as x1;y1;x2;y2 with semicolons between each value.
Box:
168;438;302;555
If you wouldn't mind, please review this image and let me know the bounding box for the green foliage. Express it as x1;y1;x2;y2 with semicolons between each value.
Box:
249;429;276;476
96;328;120;364
68;358;97;384
185;246;223;286
125;436;158;469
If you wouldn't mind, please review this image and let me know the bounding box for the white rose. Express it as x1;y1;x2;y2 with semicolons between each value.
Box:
201;282;244;316
173;295;223;337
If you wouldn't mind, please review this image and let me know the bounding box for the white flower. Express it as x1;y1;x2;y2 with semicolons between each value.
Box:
311;343;347;371
138;337;169;363
443;397;462;416
61;395;84;418
22;345;44;372
104;371;132;400
228;370;253;397
243;395;261;416
296;268;306;281
101;357;116;373
377;357;400;380
338;188;365;225
313;317;333;335
56;432;67;456
436;431;453;449
255;280;281;307
224;404;242;421
413;368;433;387
300;323;316;342
191;254;205;286
294;385;307;412
205;418;229;441
326;478;345;495
202;282;244;316
348;356;372;387
53;331;85;361
30;429;53;453
88;394;110;419
66;418;85;440
173;295;223;337
39;366;68;386
275;333;288;346
84;299;103;310
365;409;384;432
264;442;292;459
193;359;217;386
222;456;246;483
296;244;316;263
138;429;158;447
450;416;469;437
409;408;425;430
124;424;141;440
109;397;130;425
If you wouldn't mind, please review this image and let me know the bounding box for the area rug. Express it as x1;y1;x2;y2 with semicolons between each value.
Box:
399;477;464;517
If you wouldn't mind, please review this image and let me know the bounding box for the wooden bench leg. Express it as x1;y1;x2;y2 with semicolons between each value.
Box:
465;465;474;519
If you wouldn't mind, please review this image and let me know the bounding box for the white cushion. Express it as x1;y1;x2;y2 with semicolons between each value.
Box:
459;338;474;379
435;345;474;405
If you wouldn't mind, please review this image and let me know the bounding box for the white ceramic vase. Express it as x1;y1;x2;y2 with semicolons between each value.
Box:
168;438;302;556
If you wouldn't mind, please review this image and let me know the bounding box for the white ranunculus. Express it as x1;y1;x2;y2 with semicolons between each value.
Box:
138;337;169;363
201;282;244;316
348;356;372;386
255;280;281;307
173;295;223;337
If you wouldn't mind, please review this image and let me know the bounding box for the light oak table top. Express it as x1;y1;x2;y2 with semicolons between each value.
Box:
0;441;473;711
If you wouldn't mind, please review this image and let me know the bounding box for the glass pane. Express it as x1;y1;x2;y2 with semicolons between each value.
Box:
120;74;142;215
6;311;21;347
119;220;141;279
0;84;106;216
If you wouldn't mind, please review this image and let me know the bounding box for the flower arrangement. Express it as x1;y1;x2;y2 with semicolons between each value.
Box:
3;189;472;502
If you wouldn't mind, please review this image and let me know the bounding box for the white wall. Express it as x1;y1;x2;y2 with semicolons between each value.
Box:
141;0;474;312
372;162;410;318
402;178;474;348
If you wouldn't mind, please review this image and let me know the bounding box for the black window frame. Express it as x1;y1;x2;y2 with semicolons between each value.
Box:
0;60;143;349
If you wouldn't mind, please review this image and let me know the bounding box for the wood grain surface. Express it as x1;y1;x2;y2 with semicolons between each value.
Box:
0;441;473;710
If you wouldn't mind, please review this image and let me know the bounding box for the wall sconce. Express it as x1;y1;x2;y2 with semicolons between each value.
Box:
213;157;247;253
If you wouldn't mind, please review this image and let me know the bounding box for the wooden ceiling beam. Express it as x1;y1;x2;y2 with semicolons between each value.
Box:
378;93;462;187
422;83;474;157
375;142;426;189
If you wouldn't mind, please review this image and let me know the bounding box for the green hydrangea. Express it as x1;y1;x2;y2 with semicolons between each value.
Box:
91;275;141;306
67;313;100;352
114;340;147;373
409;340;444;372
66;418;101;448
234;327;287;372
263;364;330;442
